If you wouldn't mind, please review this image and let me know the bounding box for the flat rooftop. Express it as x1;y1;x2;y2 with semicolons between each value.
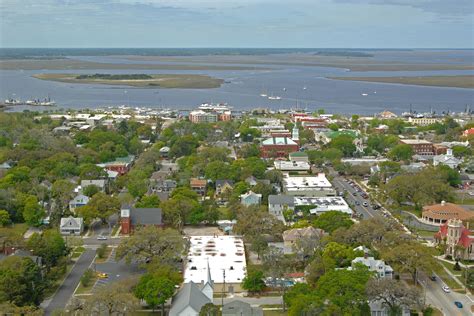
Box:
294;196;352;214
283;173;332;190
400;139;432;145
274;160;311;171
184;236;246;284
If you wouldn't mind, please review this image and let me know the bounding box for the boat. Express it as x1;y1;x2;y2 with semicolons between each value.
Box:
361;93;368;96
282;88;287;91
303;86;307;90
260;93;268;97
4;99;22;105
268;95;282;100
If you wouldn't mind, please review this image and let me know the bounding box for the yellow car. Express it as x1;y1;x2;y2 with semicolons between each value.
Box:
97;272;108;279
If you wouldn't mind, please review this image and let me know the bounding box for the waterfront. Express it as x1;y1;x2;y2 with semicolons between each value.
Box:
1;49;473;114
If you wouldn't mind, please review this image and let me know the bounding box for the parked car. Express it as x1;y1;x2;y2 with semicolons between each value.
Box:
97;235;108;240
442;285;450;293
97;272;108;279
362;202;369;207
429;275;437;281
454;301;463;308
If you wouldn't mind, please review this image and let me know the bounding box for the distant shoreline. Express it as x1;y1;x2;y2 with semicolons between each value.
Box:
328;75;474;89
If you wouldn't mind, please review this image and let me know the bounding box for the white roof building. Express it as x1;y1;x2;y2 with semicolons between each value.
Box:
433;149;462;169
185;236;247;285
274;160;311;171
282;173;335;196
294;196;352;215
351;256;394;279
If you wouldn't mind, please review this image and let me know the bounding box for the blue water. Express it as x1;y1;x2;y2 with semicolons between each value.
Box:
1;49;473;115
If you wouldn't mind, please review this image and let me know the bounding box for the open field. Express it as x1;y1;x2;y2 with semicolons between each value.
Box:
329;75;474;89
33;73;224;89
0;58;262;71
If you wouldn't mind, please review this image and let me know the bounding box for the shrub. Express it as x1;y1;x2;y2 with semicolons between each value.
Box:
96;243;107;259
81;268;94;287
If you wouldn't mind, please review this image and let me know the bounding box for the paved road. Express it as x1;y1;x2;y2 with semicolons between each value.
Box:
424;276;472;316
43;249;96;315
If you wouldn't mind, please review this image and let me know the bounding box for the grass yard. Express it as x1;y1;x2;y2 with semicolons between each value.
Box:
75;274;98;295
0;223;28;239
263;310;288;316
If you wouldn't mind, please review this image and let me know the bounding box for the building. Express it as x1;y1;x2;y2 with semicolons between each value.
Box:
407;117;442;126
169;262;213;316
189;110;218;123
462;128;474;137
422;201;474;226
289;151;309;163
282;173;336;197
434;219;474;260
260;137;299;159
190;178;207;196
68;194;89;213
185;236;247;292
294;196;352;215
240;191;262;206
369;300;410;316
150;179;177;194
282;227;325;252
399;139;434;155
80;179;107;192
60;216;84;236
159;146;170;158
351;255;394;279
378;110;398;119
120;207;163;235
268;195;295;221
222;300;263;316
274;160;311;172
433;149;462;169
341;157;389;166
215;180;234;201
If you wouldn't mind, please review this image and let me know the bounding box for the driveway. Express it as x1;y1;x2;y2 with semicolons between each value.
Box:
43;249;96;315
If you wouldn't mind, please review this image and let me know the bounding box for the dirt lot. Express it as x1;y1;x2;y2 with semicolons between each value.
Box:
183;225;223;236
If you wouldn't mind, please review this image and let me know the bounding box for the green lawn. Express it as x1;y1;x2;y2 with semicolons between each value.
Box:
75;275;98;295
0;223;29;239
432;262;463;291
455;197;474;205
94;246;113;264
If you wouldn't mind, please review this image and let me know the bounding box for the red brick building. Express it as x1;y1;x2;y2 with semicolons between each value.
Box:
260;137;299;158
120;207;163;235
399;139;434;155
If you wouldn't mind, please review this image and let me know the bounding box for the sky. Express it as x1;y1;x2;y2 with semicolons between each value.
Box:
1;0;473;48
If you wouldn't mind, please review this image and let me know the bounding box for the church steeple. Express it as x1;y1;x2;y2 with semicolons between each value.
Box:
201;259;214;301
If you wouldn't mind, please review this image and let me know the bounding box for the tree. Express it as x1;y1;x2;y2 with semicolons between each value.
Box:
388;144;413;161
199;303;222;316
437;165;461;187
134;274;175;315
79;164;107;180
242;269;266;294
330;135;356;157
249;234;268;260
315;267;372;315
22;196;45;227
322;242;358;268
366;278;422;315
313;211;353;234
0;256;45;306
262;246;289;287
233;206;285;240
135;195;161;208
80;268;95;287
0;210;11;226
305;254;327;286
116;226;187;267
82;184;100;197
83;279;140;315
87;192;121;224
292;233;324;265
27;230;68;269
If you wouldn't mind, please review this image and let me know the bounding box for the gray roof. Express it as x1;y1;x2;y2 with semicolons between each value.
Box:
223;300;263;316
268;195;295;206
60;216;84;229
131;207;162;225
169;282;212;316
81;179;106;189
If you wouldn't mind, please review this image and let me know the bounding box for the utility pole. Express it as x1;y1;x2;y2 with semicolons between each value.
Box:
221;269;226;307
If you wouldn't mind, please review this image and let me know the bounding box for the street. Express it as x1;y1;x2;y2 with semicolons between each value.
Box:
43;249;96;315
424;276;472;316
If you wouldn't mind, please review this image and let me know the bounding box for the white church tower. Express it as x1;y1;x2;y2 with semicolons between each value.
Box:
201;259;214;301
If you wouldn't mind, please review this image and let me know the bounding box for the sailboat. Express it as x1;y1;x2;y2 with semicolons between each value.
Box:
260;84;268;97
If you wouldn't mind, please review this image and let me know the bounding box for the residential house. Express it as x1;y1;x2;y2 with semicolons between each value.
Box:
120;207;163;235
68;194;89;213
434;219;474;260
169;262;213;316
159;146;170;158
190;178;207;196
240;191;262;206
60;216;84;236
245;176;258;187
222;300;263;316
433;149;461;169
80;179;107;192
369;300;410;316
351;255;394;279
97;155;134;175
462;128;474;138
150;179;177;194
282;226;325;253
268;195;294;221
215;180;234;201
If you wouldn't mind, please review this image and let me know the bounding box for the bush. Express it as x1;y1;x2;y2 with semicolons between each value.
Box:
96;243;107;259
81;268;94;287
454;261;462;271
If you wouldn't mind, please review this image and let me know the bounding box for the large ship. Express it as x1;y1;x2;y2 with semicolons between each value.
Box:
25;96;56;106
4;98;23;105
198;103;232;111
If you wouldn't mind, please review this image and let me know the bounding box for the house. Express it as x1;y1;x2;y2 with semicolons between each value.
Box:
268;195;295;221
222;300;263;316
422;201;474;225
369;300;410;316
169;261;214;316
351;255;393;279
240;191;262;206
97;155;134;176
150;179;177;194
68;194;89;213
378;110;397;119
433;149;461;169
282;227;325;253
260;137;299;159
80;179;107;192
215;180;234;201
245;176;258;187
190;178;207;196
106;169;119;180
60;216;84;236
120;207;163;235
462;128;474;138
161;161;180;172
434;219;473;260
